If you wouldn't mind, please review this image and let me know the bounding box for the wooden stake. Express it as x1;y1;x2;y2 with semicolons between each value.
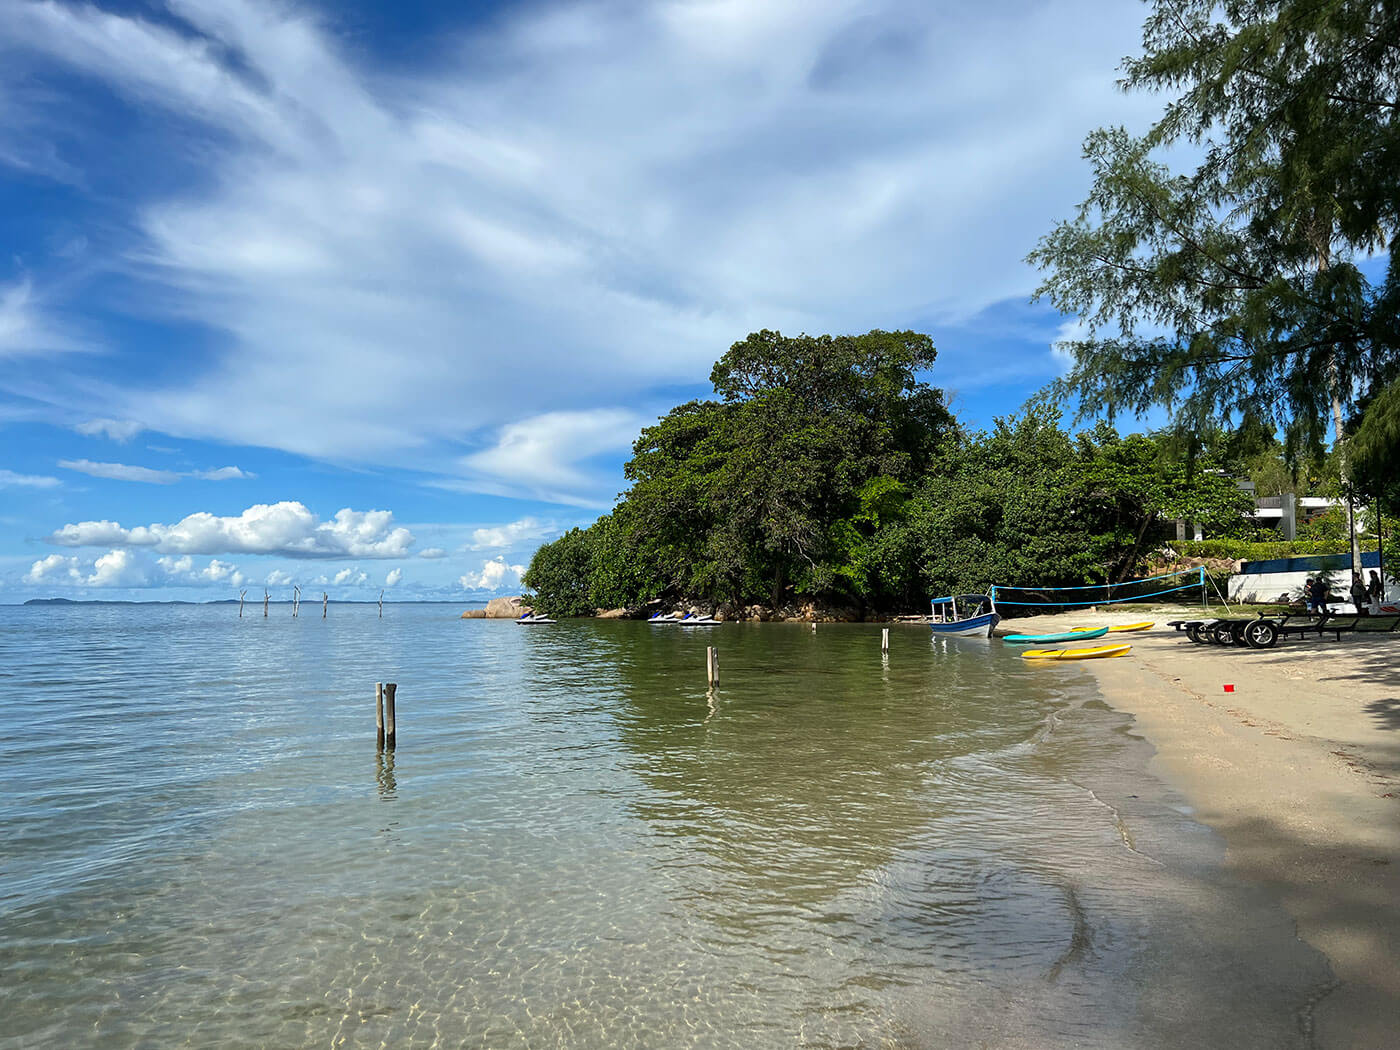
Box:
293;585;300;617
239;589;246;617
378;589;384;619
706;646;719;686
384;683;397;749
322;592;328;619
881;627;890;653
375;682;385;750
263;589;269;617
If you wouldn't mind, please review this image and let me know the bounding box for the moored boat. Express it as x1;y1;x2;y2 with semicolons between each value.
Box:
1020;644;1131;660
515;612;556;624
1003;626;1109;643
1072;621;1154;633
929;594;1000;638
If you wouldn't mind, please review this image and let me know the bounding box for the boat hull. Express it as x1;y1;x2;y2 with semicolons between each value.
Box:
929;612;1000;638
1021;644;1131;660
1004;627;1109;643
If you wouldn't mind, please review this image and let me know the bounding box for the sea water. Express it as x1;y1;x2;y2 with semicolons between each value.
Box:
0;604;1330;1048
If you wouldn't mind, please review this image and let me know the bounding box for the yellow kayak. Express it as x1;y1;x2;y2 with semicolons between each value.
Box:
1021;644;1132;660
1072;622;1154;633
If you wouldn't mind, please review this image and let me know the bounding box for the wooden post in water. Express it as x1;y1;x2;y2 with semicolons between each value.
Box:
375;682;385;750
239;589;246;617
706;647;719;686
378;589;384;619
322;592;328;619
263;589;269;617
293;585;300;617
384;683;397;749
881;627;890;653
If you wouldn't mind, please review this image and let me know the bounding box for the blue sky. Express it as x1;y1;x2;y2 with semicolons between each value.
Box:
0;0;1162;603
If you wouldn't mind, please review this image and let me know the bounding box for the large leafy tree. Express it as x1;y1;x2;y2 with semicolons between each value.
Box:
1030;0;1400;568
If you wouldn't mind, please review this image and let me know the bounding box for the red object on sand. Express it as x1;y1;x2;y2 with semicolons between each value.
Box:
1224;684;1235;693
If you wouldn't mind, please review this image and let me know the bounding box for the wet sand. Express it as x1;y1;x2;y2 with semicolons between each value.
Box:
1002;609;1400;1048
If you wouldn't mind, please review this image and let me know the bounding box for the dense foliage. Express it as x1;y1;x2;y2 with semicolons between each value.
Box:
523;331;1263;617
1030;0;1400;490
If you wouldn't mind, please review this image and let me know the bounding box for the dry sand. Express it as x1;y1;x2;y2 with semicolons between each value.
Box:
999;609;1400;1048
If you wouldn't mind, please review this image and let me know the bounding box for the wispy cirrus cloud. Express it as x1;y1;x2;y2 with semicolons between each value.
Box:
73;418;145;441
58;459;255;484
0;0;1152;499
0;468;61;488
47;501;414;559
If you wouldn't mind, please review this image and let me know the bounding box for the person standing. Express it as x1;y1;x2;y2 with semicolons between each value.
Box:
1369;570;1384;606
1350;572;1370;616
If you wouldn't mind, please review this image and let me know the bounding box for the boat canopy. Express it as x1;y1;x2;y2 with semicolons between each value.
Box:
930;594;995;621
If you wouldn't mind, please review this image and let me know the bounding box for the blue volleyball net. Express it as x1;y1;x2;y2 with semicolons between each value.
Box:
990;566;1206;608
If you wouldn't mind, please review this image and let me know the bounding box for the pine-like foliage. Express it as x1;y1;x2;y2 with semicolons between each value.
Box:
1030;0;1400;465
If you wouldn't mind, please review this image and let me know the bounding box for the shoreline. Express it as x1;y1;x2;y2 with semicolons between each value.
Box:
1012;609;1400;1049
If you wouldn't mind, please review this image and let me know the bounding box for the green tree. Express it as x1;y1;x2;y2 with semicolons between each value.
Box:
1030;0;1400;569
521;527;597;617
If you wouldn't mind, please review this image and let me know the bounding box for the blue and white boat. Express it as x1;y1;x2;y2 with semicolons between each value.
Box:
929;594;1000;638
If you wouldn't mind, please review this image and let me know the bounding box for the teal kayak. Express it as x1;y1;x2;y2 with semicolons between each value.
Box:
1002;626;1109;643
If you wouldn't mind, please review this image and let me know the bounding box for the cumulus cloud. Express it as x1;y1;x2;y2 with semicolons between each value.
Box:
0;468;60;488
47;501;414;558
25;553;82;584
25;549;243;588
265;568;294;585
58;459;254;483
469;516;558;550
73;418;144;441
0;0;1151;475
385;567;402;587
460;556;525;592
332;567;368;586
419;547;447;559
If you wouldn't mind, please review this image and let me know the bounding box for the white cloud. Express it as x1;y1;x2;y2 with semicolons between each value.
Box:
191;466;255;480
48;501;414;558
468;516;558;550
457;410;648;505
0;468;61;488
332;567;368;586
0;0;1152;472
265;568;294;585
385;567;402;587
460;556;525;592
60;459;180;484
419;547;447;559
58;459;254;483
74;418;144;441
0;277;87;357
23;549;243;588
25;553;82;584
88;549;147;587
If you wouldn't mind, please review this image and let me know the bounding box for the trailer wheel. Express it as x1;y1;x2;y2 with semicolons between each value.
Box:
1186;624;1203;644
1212;623;1235;645
1231;622;1251;648
1244;620;1278;649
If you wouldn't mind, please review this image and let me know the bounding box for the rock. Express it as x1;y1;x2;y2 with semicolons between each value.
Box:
460;609;487;619
595;607;628;619
485;596;532;619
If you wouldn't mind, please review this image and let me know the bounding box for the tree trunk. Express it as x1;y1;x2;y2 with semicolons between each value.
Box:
771;561;786;611
1317;235;1362;576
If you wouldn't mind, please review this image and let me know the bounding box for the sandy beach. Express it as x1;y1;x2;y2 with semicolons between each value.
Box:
1002;609;1400;1048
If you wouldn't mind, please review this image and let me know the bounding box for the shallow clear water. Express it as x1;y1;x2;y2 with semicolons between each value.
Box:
0;604;1330;1048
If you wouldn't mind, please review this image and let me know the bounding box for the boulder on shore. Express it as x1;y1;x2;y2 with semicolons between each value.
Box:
460;609;487;619
485;596;532;619
595;607;628;619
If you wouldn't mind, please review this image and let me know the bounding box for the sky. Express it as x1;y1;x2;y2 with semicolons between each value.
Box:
0;0;1164;603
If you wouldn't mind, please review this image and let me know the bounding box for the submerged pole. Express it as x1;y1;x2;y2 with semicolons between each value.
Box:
384;683;397;749
263;589;269;618
706;647;719;686
239;589;246;617
375;683;385;750
881;627;890;653
322;592;328;619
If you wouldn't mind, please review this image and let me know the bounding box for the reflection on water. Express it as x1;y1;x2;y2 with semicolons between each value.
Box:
0;606;1330;1048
